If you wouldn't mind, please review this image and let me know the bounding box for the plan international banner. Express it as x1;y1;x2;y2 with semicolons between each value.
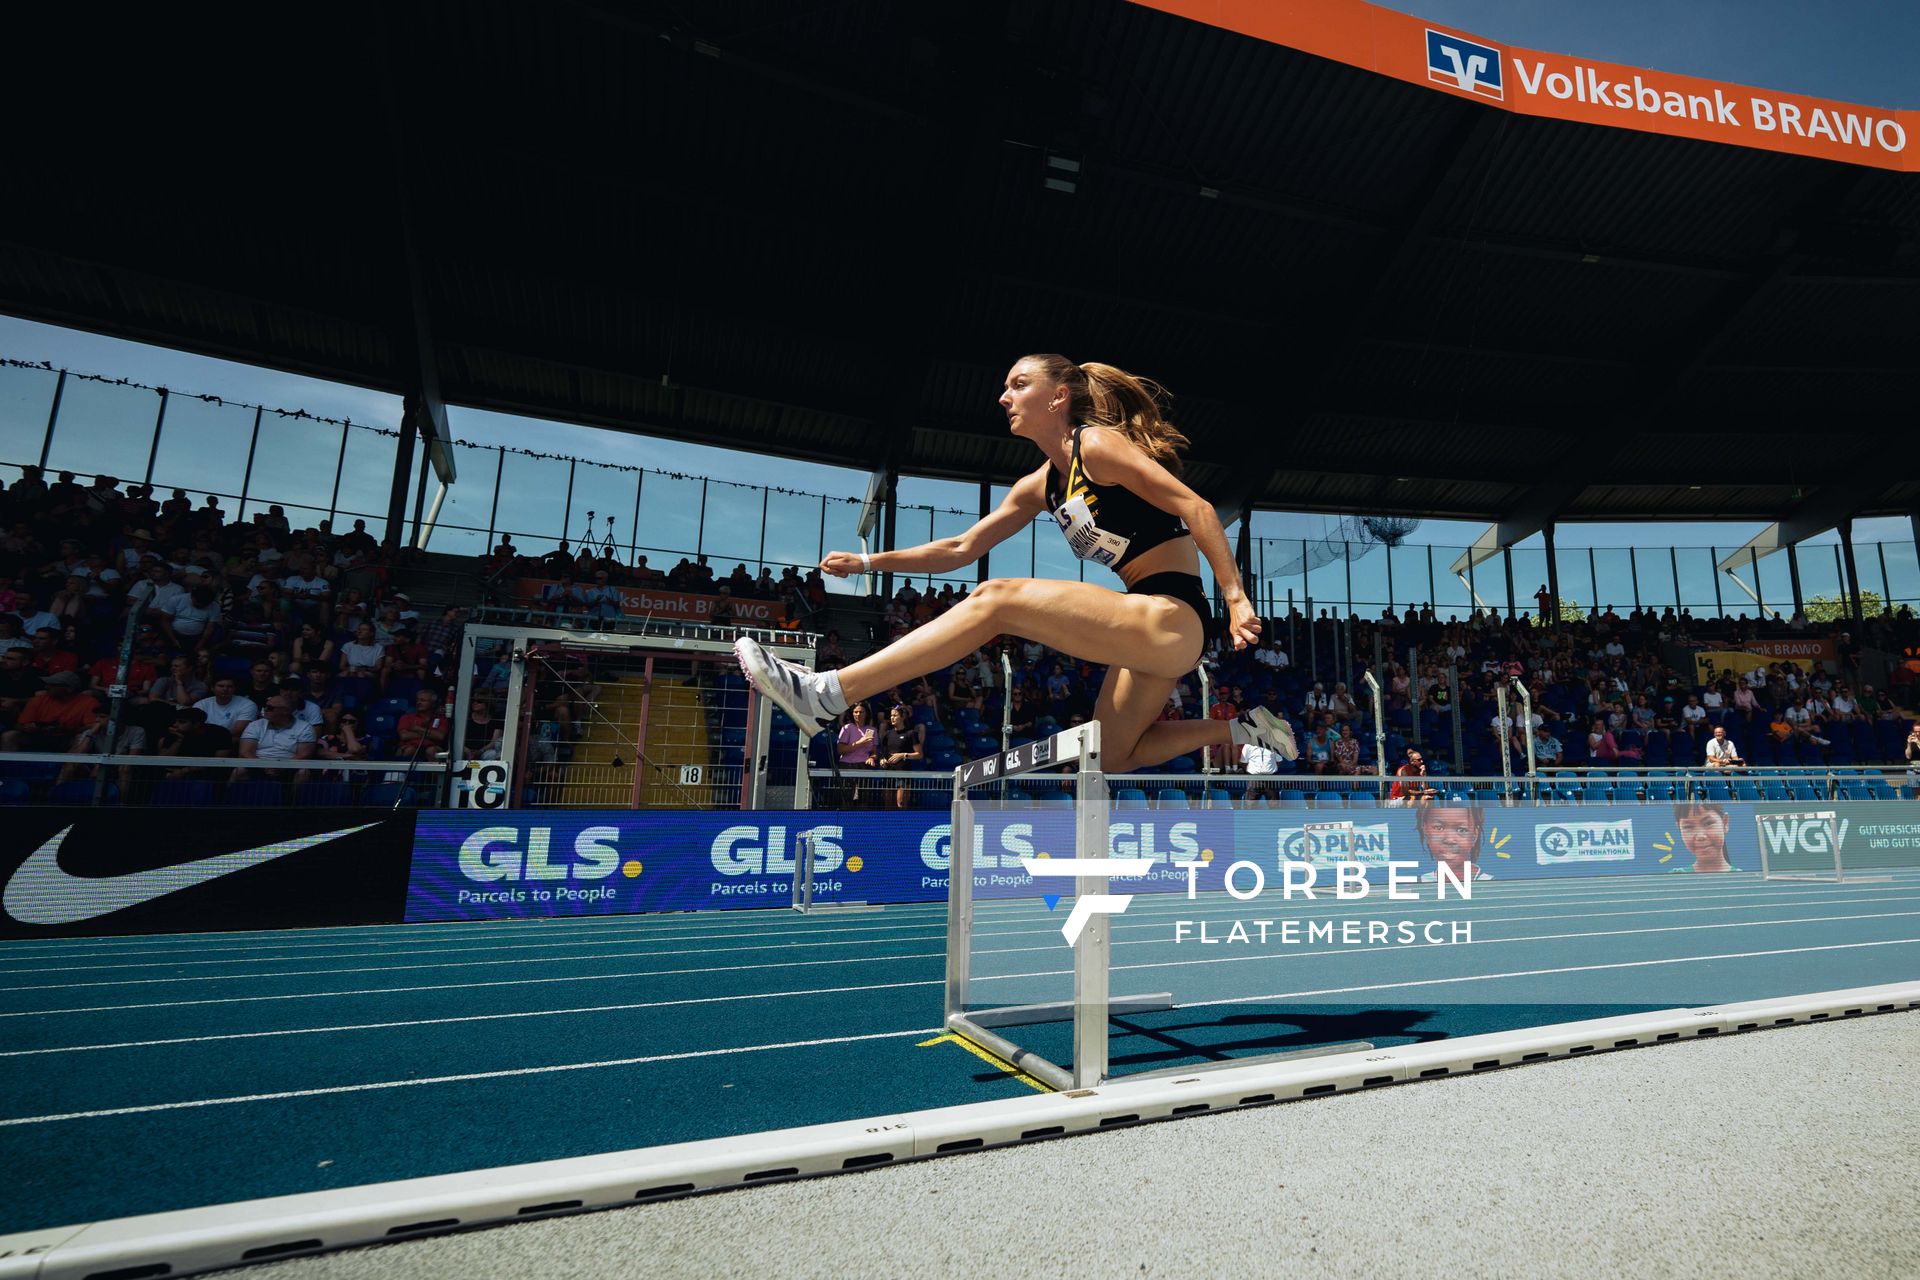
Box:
1132;0;1916;172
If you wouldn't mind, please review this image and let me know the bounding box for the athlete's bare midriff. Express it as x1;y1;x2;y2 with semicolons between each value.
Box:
1113;533;1202;590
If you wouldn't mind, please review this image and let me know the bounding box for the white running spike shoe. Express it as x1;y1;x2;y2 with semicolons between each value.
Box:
733;636;839;737
1238;706;1299;761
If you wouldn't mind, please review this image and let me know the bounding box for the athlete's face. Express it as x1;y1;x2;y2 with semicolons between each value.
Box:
999;360;1068;440
1423;810;1479;866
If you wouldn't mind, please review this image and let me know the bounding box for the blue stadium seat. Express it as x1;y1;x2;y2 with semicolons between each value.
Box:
296;781;355;807
0;778;31;804
1348;793;1378;808
1205;789;1233;809
225;780;284;806
1156;789;1190;809
49;780;117;805
1115;788;1151;810
1312;791;1347;809
362;782;418;807
369;696;411;719
152;780;217;806
385;676;423;703
1277;792;1310;809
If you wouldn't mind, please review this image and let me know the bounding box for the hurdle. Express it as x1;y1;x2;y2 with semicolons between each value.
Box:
943;722;1370;1090
792;832;884;915
944;722;1167;1089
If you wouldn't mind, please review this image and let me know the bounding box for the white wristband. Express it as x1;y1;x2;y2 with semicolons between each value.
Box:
860;552;873;575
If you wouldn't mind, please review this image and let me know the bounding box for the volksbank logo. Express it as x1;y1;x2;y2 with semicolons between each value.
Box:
1021;857;1153;947
1426;29;1503;101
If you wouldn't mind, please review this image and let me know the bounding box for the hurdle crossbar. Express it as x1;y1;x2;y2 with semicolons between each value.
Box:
944;721;1174;1090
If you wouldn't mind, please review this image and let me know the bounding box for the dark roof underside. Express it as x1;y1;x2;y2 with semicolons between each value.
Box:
0;0;1914;524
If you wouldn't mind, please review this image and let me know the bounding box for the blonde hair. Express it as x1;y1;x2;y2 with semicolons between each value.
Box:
1022;354;1190;475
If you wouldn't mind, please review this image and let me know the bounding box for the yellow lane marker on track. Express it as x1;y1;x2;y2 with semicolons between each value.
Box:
916;1033;1052;1093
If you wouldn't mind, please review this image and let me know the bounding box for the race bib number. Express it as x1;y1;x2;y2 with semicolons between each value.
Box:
1054;496;1130;567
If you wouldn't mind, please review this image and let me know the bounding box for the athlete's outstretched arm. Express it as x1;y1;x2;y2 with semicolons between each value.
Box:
1077;427;1260;649
819;468;1047;578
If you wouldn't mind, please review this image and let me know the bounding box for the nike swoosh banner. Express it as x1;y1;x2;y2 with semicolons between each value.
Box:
0;809;417;939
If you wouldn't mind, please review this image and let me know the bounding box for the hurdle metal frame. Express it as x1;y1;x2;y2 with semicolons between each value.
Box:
945;722;1172;1089
1756;809;1892;884
942;722;1373;1090
792;832;883;915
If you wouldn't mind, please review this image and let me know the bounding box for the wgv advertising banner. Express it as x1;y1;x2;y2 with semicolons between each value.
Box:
404;800;1917;924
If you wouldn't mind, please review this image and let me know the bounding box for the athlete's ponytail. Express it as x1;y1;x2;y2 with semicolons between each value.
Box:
1022;354;1190;475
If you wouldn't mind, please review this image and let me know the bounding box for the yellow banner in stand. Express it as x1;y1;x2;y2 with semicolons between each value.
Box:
1692;650;1813;685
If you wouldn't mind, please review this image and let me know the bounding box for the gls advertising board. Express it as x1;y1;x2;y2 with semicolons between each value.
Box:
404;801;1919;923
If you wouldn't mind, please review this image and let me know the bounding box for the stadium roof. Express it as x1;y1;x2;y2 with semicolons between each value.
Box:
1;0;1915;530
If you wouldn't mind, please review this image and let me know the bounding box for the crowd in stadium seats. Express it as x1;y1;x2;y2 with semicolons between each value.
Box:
0;466;460;801
487;537;830;621
811;581;1920;806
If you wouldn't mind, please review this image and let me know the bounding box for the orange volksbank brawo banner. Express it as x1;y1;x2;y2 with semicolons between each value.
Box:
1132;0;1916;172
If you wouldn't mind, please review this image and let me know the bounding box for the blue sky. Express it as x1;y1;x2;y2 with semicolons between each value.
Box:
0;2;1914;578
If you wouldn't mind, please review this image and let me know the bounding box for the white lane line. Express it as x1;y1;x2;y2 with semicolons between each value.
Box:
0;979;944;1057
12;868;1893;960
4;935;1914;1128
8;887;1916;991
0;878;1876;972
0;1026;946;1128
8;910;1916;1043
1170;938;1920;1011
8;871;1909;965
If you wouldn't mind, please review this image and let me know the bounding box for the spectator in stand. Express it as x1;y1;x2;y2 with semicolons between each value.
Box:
386;627;432;686
1302;682;1330;717
147;655;208;709
0;617;24;655
1906;721;1920;787
1329;723;1360;776
0;648;42;727
60;691;146;788
1588;718;1620;764
835;702;879;806
279;676;323;728
156;707;233;779
1;670;94;750
290;621;336;674
1705;724;1743;769
462;696;502;761
315;706;369;762
1533;723;1564;766
194;677;258;742
946;663;982;714
20;626;79;680
339;622;389;689
1328;682;1358;723
394;688;450;761
874;704;925;810
1305;716;1334;775
13;591;60;640
1387;747;1438;808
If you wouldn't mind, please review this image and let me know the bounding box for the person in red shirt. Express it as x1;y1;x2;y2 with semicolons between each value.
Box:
88;654;158;696
1387;747;1439;808
394;687;450;759
27;629;81;679
1;671;96;751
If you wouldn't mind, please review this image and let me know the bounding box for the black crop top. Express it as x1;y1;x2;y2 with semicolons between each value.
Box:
1043;425;1189;573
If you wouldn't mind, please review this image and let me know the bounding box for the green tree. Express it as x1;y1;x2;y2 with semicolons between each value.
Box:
1805;591;1882;623
1529;597;1584;627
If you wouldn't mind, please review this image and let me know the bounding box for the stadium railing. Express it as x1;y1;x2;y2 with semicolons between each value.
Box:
0;753;449;807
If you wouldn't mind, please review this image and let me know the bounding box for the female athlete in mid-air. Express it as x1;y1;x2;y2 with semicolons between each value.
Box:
735;354;1296;772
